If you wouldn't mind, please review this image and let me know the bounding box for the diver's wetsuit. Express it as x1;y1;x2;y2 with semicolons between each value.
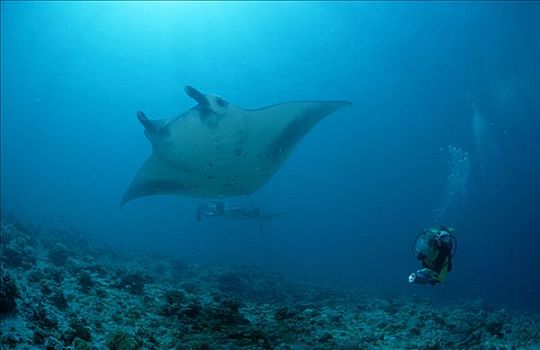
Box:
411;228;455;286
420;238;452;285
423;244;452;271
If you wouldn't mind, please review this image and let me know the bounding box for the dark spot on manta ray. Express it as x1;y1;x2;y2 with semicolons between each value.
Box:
209;162;213;167
206;175;215;179
233;148;242;157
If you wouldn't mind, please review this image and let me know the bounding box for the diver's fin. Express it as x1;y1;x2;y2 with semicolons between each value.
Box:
246;195;265;236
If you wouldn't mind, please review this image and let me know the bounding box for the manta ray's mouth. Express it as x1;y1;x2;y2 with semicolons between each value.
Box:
185;85;208;106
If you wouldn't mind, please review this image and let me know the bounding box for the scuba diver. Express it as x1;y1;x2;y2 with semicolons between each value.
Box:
408;226;457;286
196;201;225;221
196;201;286;222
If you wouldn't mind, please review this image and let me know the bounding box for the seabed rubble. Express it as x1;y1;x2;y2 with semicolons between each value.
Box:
1;214;539;349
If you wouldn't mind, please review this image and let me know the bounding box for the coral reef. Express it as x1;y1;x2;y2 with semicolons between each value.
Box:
48;243;70;266
0;213;539;349
0;273;19;315
115;271;147;295
106;330;140;350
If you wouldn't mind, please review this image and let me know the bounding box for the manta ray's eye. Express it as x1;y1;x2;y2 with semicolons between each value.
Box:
215;97;228;108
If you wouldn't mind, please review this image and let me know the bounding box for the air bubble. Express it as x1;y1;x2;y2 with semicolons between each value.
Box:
433;145;471;222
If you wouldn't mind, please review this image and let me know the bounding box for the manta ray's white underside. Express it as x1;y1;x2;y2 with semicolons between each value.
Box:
121;86;350;205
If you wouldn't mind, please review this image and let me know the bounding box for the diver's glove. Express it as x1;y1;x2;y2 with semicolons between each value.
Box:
408;268;440;285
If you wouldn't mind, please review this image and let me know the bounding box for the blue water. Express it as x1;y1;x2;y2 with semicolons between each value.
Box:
1;2;539;311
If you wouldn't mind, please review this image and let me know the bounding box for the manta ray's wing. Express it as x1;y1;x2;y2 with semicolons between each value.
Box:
120;155;190;206
120;112;192;206
237;100;352;192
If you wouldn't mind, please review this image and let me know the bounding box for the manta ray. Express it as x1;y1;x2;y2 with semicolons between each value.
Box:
121;86;350;205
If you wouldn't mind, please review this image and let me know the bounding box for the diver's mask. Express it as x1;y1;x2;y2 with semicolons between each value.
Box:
435;230;457;256
436;231;451;245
